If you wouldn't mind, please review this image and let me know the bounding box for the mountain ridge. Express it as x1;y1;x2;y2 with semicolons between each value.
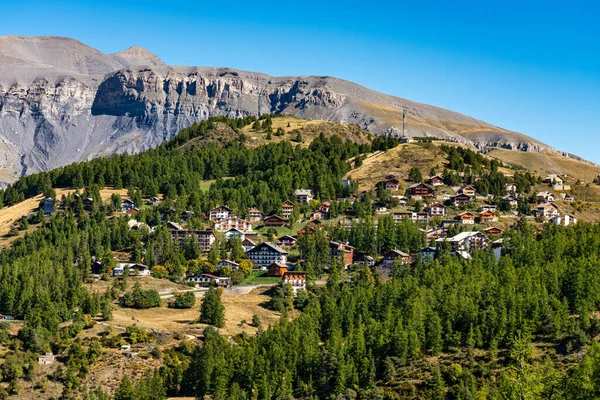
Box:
0;35;593;184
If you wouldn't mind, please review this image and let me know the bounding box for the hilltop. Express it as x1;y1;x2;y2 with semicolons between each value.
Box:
0;35;591;184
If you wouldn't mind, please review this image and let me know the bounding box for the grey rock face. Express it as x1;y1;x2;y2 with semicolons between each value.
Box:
0;35;570;184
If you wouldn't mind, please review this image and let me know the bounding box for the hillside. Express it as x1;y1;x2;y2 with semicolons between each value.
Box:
0;35;590;184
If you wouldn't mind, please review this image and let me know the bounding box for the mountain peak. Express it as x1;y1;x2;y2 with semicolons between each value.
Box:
111;45;165;68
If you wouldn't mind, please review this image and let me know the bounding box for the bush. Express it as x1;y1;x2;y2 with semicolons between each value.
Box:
169;291;196;309
151;265;168;279
120;283;161;309
126;325;149;344
231;270;245;285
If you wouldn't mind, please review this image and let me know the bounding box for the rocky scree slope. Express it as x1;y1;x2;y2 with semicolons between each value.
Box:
0;35;573;184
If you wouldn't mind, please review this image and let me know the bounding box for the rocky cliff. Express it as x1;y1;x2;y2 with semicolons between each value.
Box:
0;35;571;184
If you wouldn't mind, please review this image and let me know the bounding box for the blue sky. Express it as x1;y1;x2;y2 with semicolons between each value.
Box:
1;0;599;162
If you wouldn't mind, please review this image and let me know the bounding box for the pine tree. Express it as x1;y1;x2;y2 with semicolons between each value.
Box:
200;286;225;327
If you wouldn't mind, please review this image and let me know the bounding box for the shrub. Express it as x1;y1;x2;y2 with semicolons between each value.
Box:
120;283;161;309
169;291;196;309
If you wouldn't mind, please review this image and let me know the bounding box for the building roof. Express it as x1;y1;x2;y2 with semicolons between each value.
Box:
295;189;313;196
248;241;288;255
383;249;411;258
443;231;484;242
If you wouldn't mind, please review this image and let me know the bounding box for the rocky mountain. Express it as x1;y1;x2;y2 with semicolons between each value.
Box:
0;35;583;184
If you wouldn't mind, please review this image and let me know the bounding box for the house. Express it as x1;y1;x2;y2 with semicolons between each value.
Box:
282;271;307;293
310;210;329;221
187;273;232;288
416;247;437;262
505;183;517;193
543;174;564;186
535;202;560;219
217;260;239;269
295;189;314;204
263;215;288;227
536;191;555;204
247;242;288;268
121;199;135;212
440;220;459;229
319;202;332;213
267;262;288;277
148;196;160;206
83;197;94;211
427;175;445;186
455;212;476;225
354;254;375;268
480;204;498;213
242;238;256;252
502;194;519;208
551;214;578;226
560;193;575;202
278;235;297;247
126;208;139;216
424;203;446;217
113;263;151;277
391;211;428;224
181;210;194;222
425;227;445;240
400;136;414;144
247;207;264;221
167;223;216;252
214;217;253;233
224;228;245;241
373;201;387;212
437;231;489;253
381;249;413;266
42;197;55;215
281;200;295;219
450;193;473;207
459;185;477;197
405;183;435;199
478;210;498;223
383;177;400;191
330;241;355;267
392;195;408;205
484;226;504;236
38;353;55;365
209;205;234;221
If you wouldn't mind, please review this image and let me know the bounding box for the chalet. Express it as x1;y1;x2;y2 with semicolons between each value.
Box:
282;271;307;293
550;214;578;226
242;238;256;252
392;195;408;205
373;201;387;212
505;183;517;193
181;210;194;222
187;273;232;288
247;242;288;267
535;202;560;219
310;210;328;221
209;205;234;221
455;212;476;225
281;200;295;219
400;136;414;144
247;207;264;221
437;231;489;253
424;203;446;217
38;353;55;365
478;210;498;223
383;177;400;191
416;247;437;261
502;194;519;208
459;185;477;197
295;189;314;204
391;211;428;224
405;183;435;199
450;193;473;207
214;217;253;233
536;191;555;204
267;262;288;277
484;226;504;236
381;249;412;266
126;208;139;216
278;235;297;247
319;202;332;213
427;175;445;186
167;223;216;252
354;254;375;268
217;260;240;269
330;241;355;266
148;196;160;206
425;227;445;240
224;228;245;241
440;220;458;229
480;204;498;213
543;174;564;186
128;220;149;231
264;215;287;227
43;197;55;215
560;193;575;202
121;199;135;212
83;197;94;211
113;263;150;277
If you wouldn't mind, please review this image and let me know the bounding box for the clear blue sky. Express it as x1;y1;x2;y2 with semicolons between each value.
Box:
2;0;599;163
